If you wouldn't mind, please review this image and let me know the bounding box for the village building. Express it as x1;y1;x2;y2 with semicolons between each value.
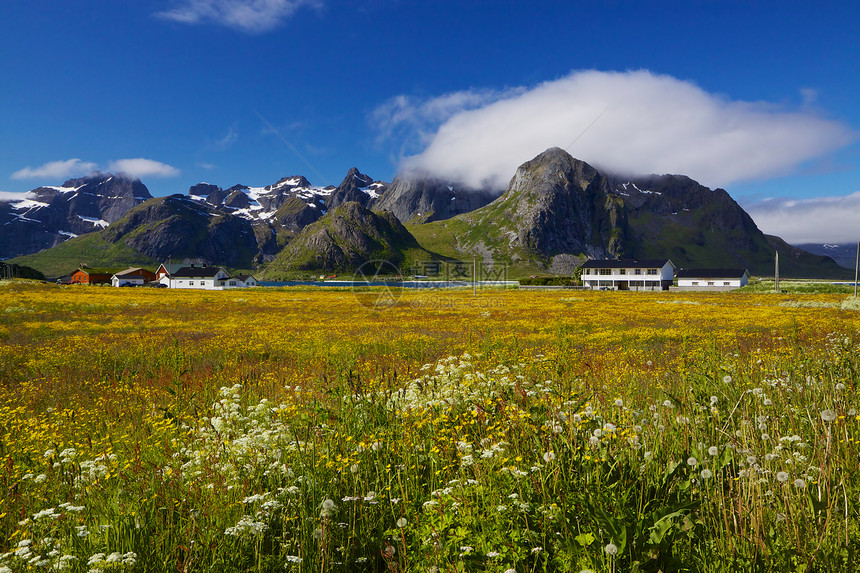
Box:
580;259;675;291
162;265;259;290
111;267;157;287
154;262;184;282
674;268;750;290
231;274;259;287
167;266;231;290
69;267;115;285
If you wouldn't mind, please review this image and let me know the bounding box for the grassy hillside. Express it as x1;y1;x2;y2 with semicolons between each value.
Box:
8;233;157;277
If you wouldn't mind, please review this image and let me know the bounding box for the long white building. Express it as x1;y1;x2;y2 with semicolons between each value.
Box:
580;259;675;291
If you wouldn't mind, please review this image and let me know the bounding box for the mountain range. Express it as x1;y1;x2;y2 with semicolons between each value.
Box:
4;148;850;279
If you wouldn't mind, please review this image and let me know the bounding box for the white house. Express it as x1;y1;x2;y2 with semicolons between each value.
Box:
675;268;750;290
168;266;232;290
580;259;675;291
232;274;259;287
165;266;260;289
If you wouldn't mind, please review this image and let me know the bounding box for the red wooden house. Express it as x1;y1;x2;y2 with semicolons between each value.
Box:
69;268;114;285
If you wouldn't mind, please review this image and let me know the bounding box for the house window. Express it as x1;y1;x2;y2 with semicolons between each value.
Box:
723;282;731;286
692;281;699;286
599;268;611;275
189;281;194;286
647;269;658;275
707;281;715;286
634;269;641;275
229;281;236;286
619;269;626;275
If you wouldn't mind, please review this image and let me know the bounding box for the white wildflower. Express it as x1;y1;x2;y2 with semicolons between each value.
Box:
604;542;618;556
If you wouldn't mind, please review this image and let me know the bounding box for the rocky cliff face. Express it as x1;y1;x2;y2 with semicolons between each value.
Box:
102;195;259;268
327;168;387;209
373;174;499;223
0;174;151;258
498;147;628;258
431;147;630;269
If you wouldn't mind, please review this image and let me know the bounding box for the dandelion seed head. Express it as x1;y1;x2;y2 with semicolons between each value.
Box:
701;469;713;479
821;409;837;422
604;543;618;556
687;457;698;467
777;471;790;483
708;446;719;456
794;478;807;489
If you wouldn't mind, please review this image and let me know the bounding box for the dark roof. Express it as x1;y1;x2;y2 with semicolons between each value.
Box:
114;267;154;277
234;274;256;282
172;266;226;278
581;259;671;269
75;267;118;275
676;268;749;279
156;262;184;274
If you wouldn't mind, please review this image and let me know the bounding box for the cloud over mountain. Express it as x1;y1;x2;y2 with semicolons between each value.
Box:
107;158;180;178
0;191;32;201
156;0;320;33
745;192;860;244
11;159;98;180
378;70;856;190
11;158;180;182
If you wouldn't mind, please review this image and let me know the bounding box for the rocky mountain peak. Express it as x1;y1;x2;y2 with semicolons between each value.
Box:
328;167;385;208
189;183;221;196
0;173;153;259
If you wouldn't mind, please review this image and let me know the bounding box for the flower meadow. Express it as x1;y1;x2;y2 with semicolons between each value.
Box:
1;282;860;572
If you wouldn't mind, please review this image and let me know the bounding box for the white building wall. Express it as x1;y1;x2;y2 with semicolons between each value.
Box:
581;264;672;290
169;270;231;290
677;277;744;288
112;276;145;287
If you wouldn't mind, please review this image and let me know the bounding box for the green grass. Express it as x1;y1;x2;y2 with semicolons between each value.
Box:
8;233;157;277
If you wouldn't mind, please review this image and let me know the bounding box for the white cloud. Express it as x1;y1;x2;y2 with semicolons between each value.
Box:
0;191;33;201
107;158;180;178
372;88;520;149
746;192;860;244
11;158;98;180
156;0;320;33
378;70;856;190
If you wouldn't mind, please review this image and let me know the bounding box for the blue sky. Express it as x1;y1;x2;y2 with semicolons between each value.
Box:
2;0;859;243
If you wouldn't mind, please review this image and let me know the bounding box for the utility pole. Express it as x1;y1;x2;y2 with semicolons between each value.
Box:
472;256;477;297
775;251;780;293
854;242;859;298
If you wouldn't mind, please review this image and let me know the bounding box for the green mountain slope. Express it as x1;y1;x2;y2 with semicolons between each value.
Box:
260;202;437;278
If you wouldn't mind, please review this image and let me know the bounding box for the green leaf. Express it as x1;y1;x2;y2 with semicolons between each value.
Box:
575;532;595;547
